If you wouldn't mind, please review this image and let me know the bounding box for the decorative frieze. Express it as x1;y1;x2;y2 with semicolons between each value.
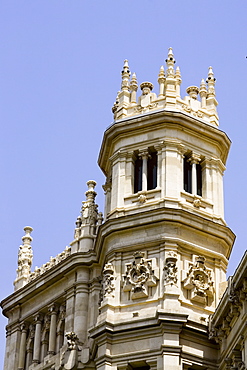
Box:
29;246;71;282
123;251;159;299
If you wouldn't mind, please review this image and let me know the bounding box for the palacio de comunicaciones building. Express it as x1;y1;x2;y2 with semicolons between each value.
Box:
1;48;247;370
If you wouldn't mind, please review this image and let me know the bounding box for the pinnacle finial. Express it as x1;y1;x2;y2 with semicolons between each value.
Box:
121;59;131;91
22;226;33;245
207;66;215;81
168;47;174;59
158;65;165;79
206;66;216;97
175;66;181;78
85;180;97;204
165;47;176;76
130;73;138;90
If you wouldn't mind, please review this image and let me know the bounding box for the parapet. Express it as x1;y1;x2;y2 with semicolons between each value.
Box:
112;48;218;126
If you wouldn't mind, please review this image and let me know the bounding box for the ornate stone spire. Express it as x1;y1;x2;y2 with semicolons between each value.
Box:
164;47;177;107
117;60;131;118
130;73;138;103
158;65;165;97
165;47;176;76
14;226;33;291
121;59;131;91
206;66;218;124
175;66;182;97
71;180;101;252
206;66;216;97
199;78;207;108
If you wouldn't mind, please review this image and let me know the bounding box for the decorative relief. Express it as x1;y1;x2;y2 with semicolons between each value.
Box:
102;262;115;298
60;332;80;370
209;279;247;344
28;246;71;282
123;251;158;299
181;104;204;119
183;256;214;305
138;194;147;204
134;102;158;114
164;252;178;286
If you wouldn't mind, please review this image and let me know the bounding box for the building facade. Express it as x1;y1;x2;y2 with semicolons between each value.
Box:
1;48;243;370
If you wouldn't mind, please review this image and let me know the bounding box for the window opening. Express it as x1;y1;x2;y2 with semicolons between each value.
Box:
134;149;157;193
134;156;143;193
184;155;192;194
196;163;202;196
147;151;157;190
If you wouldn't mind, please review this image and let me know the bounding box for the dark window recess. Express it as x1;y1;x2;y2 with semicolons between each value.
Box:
134;156;143;193
196;163;202;196
184;157;192;193
147;151;157;190
134;150;157;193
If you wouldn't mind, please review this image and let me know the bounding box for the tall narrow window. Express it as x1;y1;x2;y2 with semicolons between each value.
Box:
134;156;143;193
134;149;157;193
183;154;202;196
184;156;192;194
196;163;202;196
147;151;157;190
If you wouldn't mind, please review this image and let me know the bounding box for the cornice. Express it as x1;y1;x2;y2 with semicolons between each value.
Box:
98;109;231;175
1;251;98;316
94;207;235;264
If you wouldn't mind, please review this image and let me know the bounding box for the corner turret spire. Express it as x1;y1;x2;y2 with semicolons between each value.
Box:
14;226;33;290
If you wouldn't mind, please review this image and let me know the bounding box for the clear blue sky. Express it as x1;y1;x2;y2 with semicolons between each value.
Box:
1;1;247;366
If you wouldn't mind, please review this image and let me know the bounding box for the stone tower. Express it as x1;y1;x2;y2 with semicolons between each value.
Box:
1;48;235;370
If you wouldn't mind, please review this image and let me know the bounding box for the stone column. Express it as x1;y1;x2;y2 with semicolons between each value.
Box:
32;314;43;364
125;152;135;195
64;286;75;334
56;305;66;352
139;150;149;191
154;143;163;190
74;267;89;344
18;323;28;370
48;304;58;355
190;153;201;195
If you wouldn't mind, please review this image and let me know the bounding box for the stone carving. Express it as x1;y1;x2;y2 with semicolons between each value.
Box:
138;194;147;204
28;246;71;282
164;252;178;286
14;226;33;290
102;262;115;297
123;251;158;299
74;180;101;239
60;332;80;370
183;256;214;305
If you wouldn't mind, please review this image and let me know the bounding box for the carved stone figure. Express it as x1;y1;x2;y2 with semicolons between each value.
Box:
102;262;115;297
123;251;158;299
60;332;80;370
164;252;178;286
